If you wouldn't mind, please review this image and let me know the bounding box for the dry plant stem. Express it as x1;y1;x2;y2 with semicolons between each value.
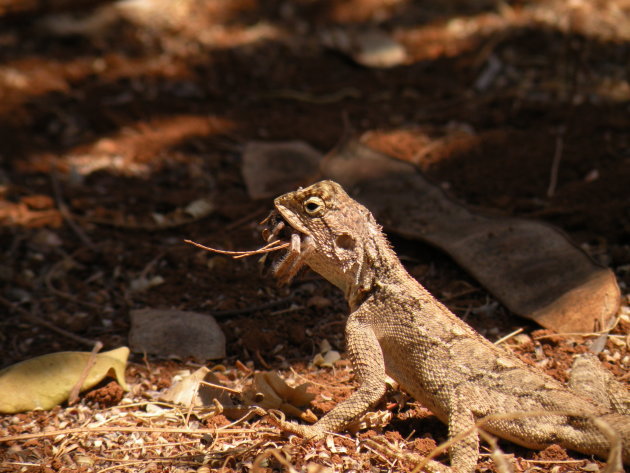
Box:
95;458;199;473
68;341;104;405
44;252;103;310
106;439;200;453
0;426;257;443
593;418;624;473
184;239;289;258
198;380;242;394
139;251;165;280
252;448;299;473
210;297;292;318
258;87;361;104
225;206;268;230
0;295;97;347
255;349;271;369
493;327;524;345
477;430;513;473
219;407;267;431
184;387;196;427
50;171;98;251
547;127;565;198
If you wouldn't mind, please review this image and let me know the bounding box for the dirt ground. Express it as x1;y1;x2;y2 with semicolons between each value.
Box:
0;0;629;472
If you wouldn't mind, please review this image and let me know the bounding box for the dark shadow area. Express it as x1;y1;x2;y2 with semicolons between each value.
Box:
1;0;628;358
0;1;629;470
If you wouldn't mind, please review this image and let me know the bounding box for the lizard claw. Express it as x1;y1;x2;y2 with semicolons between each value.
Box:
267;409;326;441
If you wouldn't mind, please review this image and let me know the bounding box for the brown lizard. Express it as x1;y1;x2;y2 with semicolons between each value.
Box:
261;180;629;473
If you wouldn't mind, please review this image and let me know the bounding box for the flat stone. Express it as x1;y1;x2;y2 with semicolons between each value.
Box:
129;308;225;361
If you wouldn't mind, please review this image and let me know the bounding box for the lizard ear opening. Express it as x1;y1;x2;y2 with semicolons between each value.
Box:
336;233;355;250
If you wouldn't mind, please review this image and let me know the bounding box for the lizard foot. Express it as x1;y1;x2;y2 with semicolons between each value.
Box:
267;409;326;441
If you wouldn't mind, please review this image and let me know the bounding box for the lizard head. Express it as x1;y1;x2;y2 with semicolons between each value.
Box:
268;180;384;295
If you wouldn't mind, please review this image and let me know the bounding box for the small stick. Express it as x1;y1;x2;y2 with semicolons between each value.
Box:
0;426;258;443
198;380;242;394
50;171;97;251
68;341;104;405
225;206;268;230
44;257;102;310
210;297;292;318
494;327;524;346
547;127;565;198
0;296;97;347
184;239;289;259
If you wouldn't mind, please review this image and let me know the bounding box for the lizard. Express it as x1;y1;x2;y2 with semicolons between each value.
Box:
260;179;629;473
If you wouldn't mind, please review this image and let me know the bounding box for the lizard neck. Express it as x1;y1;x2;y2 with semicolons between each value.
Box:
346;232;409;310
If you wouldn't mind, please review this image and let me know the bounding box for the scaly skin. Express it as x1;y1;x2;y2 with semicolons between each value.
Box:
265;180;629;473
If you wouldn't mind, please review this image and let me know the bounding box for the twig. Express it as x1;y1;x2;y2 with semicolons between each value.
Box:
441;286;481;302
185;239;289;259
547;127;566;198
198;380;242;395
44;252;103;310
494;327;524;346
0;426;258;443
225;207;268;231
257;87;361;104
209;297;293;318
100;439;200;453
0;295;97;347
269;305;304;316
95;458;198;473
50;171;97;251
139;251;165;280
255;350;271;370
477;430;513;473
68;341;104;405
253;448;300;473
593;418;623;473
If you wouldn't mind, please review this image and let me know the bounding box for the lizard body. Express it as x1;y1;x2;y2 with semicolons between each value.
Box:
264;180;629;473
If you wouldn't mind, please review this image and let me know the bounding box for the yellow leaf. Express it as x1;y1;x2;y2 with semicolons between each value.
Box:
0;347;130;413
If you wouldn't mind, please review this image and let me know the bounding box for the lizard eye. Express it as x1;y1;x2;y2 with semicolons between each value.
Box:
303;196;325;216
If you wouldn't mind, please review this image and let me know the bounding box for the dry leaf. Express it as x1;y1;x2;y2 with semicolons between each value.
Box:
312;339;341;368
0;347;130;413
162;367;233;408
243;371;315;421
346;410;393;434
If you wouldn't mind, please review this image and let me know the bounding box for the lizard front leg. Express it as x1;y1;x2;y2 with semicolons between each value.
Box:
367;385;484;473
271;309;387;439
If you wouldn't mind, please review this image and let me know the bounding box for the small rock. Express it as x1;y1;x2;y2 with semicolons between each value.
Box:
129;308;226;361
241;141;323;199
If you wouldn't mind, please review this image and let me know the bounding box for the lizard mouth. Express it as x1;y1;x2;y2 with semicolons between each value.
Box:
260;209;294;245
183;209;304;282
259;210;307;283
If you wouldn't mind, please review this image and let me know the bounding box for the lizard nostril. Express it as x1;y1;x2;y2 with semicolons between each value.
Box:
336;233;355;250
